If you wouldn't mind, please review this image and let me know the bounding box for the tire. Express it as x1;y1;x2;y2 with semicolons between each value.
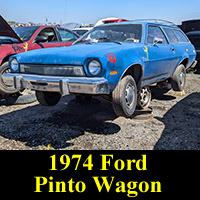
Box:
171;64;186;91
0;62;19;95
112;75;137;117
101;94;112;102
4;92;37;105
75;94;92;104
36;91;61;106
137;86;151;109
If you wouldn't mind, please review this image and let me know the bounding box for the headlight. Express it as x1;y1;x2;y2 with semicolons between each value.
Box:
88;59;102;75
10;58;19;71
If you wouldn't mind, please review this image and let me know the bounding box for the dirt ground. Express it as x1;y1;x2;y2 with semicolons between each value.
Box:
0;73;200;150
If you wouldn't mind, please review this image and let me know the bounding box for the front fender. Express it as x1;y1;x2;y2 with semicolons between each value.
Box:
105;52;144;91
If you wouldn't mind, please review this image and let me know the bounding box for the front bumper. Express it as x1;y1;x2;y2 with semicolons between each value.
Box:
2;73;110;95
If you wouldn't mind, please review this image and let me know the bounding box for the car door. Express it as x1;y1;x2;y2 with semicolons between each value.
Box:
163;27;196;68
143;25;178;85
56;27;79;46
31;27;66;50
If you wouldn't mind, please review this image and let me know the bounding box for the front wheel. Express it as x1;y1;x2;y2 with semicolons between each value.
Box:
112;75;137;117
36;91;61;106
0;62;19;95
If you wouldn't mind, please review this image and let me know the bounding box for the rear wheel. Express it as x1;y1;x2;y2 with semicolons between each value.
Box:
171;64;186;91
36;91;61;106
112;75;137;117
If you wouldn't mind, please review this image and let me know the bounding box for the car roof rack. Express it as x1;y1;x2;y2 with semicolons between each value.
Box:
130;19;176;26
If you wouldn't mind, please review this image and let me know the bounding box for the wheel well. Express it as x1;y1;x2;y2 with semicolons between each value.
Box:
1;54;14;65
180;58;189;68
122;64;143;90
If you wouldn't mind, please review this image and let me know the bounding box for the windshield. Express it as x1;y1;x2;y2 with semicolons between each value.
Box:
75;24;142;44
13;26;39;42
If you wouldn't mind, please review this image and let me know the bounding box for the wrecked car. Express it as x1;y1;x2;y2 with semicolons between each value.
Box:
0;15;79;97
186;31;200;73
3;20;197;117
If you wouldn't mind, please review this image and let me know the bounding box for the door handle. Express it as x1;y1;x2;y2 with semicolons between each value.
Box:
170;47;175;51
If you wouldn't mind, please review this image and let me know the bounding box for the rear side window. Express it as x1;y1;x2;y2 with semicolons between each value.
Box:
163;27;178;43
174;30;189;43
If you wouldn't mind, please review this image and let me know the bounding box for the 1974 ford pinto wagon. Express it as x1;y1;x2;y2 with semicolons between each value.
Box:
3;20;197;117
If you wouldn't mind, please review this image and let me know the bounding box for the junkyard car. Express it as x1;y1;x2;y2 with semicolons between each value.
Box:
186;31;200;73
0;15;79;96
3;20;197;117
72;27;92;36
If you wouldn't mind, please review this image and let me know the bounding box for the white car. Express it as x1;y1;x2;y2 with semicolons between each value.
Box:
72;27;92;36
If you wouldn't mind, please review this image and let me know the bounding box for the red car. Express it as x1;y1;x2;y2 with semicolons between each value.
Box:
0;15;79;96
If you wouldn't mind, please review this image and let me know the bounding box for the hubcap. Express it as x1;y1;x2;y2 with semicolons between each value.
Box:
125;83;135;109
1;68;13;87
179;69;185;87
139;87;150;107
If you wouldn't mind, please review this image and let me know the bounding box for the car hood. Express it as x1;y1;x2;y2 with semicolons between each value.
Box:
0;15;22;43
15;42;143;65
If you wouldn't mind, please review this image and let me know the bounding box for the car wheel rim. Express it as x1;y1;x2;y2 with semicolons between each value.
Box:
139;87;150;107
125;83;135;109
1;68;13;87
179;69;185;87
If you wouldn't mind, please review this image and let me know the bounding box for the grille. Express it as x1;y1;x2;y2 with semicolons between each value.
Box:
20;64;85;77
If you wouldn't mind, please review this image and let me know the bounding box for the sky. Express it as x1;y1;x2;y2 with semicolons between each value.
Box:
0;0;200;25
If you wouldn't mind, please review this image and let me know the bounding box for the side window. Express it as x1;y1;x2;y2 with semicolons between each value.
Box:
57;28;78;42
37;28;58;42
163;27;178;44
147;26;168;44
174;30;189;43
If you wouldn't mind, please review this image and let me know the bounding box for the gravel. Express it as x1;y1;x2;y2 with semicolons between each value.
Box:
0;73;200;150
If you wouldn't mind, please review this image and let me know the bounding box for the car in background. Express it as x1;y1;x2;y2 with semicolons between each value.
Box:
3;20;197;118
186;31;200;72
179;19;200;73
95;17;128;26
0;15;79;97
72;27;92;36
181;19;200;33
72;18;128;36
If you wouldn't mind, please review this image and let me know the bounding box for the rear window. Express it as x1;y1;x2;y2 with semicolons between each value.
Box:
163;27;189;44
163;27;178;43
174;30;189;43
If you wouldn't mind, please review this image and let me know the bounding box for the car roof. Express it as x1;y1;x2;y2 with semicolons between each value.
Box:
14;25;70;30
97;20;178;29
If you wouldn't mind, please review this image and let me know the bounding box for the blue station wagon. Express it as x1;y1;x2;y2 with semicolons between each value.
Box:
3;20;197;117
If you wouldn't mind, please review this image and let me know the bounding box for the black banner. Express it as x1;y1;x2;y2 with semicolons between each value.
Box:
0;151;199;199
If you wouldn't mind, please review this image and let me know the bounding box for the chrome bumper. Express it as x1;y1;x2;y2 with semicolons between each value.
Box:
2;73;110;95
190;60;198;69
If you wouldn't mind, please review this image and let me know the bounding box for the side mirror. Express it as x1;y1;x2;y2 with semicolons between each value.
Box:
153;37;163;46
34;36;48;43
